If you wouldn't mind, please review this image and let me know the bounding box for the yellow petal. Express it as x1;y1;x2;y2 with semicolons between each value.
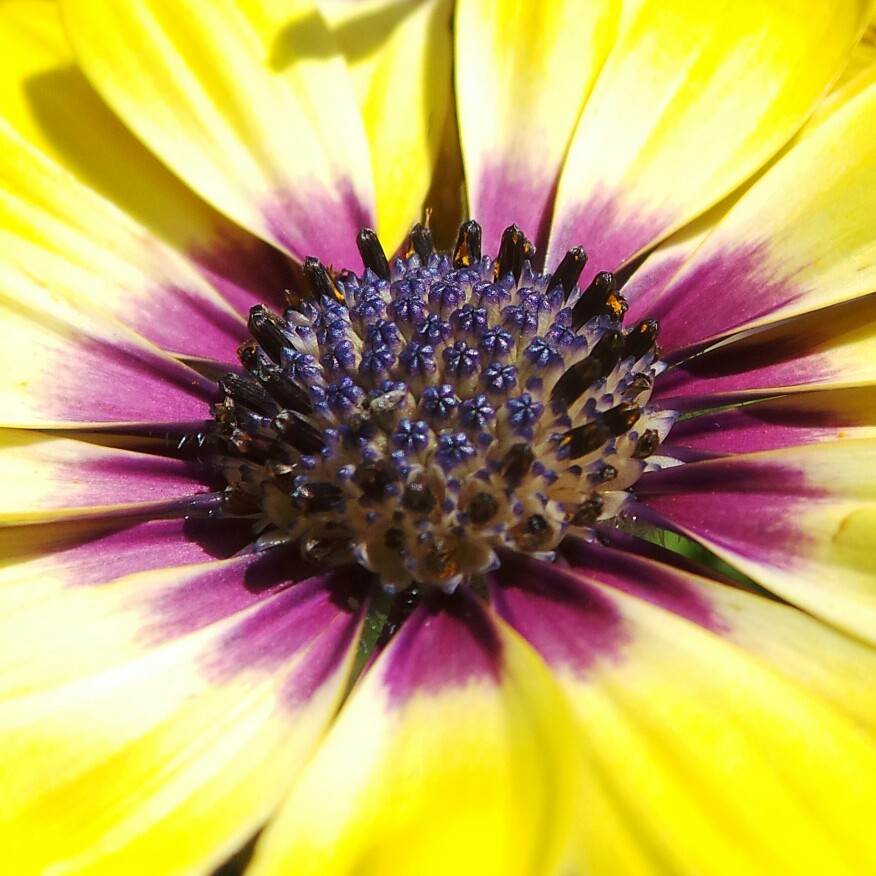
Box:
0;261;216;427
248;596;580;876
320;0;454;252
548;0;871;277
0;430;212;524
493;559;876;875
0;120;247;359
455;0;620;249
0;0;272;274
61;0;376;266
649;65;876;354
0;565;366;876
639;437;876;645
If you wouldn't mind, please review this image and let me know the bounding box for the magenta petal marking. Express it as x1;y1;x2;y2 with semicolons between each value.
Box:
472;165;557;259
547;187;670;288
653;322;853;404
381;592;502;701
55;451;211;510
635;459;822;564
134;283;246;361
646;243;790;356
29;518;253;588
204;567;370;687
189;229;299;316
489;554;627;676
35;337;218;425
560;535;728;632
263;182;373;268
666;402;858;455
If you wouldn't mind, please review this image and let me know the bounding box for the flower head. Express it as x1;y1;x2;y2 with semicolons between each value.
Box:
2;1;876;875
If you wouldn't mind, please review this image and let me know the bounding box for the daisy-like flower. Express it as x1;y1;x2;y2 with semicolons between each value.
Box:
2;0;876;873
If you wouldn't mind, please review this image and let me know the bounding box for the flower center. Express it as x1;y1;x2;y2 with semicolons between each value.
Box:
211;222;672;592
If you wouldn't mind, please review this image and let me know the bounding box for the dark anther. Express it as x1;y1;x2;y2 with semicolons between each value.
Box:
632;428;660;459
223;487;263;517
500;443;535;485
546;246;588;300
623;319;660;362
570;271;616;330
272;409;325;453
409;223;434;263
587;329;625;378
384;527;405;550
354;459;397;503
525;514;548;535
560;422;610;459
624;373;654;400
550;357;602;408
569;495;604;526
601;402;642;436
219;373;278;418
592;463;618;484
402;480;437;514
247;305;290;364
453;220;483;268
290;482;343;513
357;227;391;281
260;372;313;413
303;256;339;301
519;513;551;550
495;224;535;283
467;491;498;524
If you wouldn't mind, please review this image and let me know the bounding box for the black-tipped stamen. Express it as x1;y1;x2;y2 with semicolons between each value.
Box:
247;305;292;364
546;246;587;299
500;443;535;486
357;227;391;281
303;256;338;301
219;373;279;418
453;219;483;268
550;357;601;408
570;271;617;330
633;428;660;459
409;223;434;263
601;402;642;436
272;409;324;454
623;319;660;362
495;224;535;283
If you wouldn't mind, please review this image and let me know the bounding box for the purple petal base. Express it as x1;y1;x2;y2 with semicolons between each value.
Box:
560;534;729;632
380;591;502;702
489;553;628;677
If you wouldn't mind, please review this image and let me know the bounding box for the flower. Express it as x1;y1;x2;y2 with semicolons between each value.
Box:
1;0;876;874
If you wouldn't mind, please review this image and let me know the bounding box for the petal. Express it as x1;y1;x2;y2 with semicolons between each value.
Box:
0;431;212;524
61;0;376;266
547;0;871;277
0;120;247;360
646;66;876;355
653;291;876;406
455;0;620;250
322;0;453;252
0;261;217;427
836;11;876;89
636;438;876;645
0;565;367;876
0;0;293;317
667;386;876;455
560;534;876;734
248;594;580;876
492;557;876;875
0;517;252;617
